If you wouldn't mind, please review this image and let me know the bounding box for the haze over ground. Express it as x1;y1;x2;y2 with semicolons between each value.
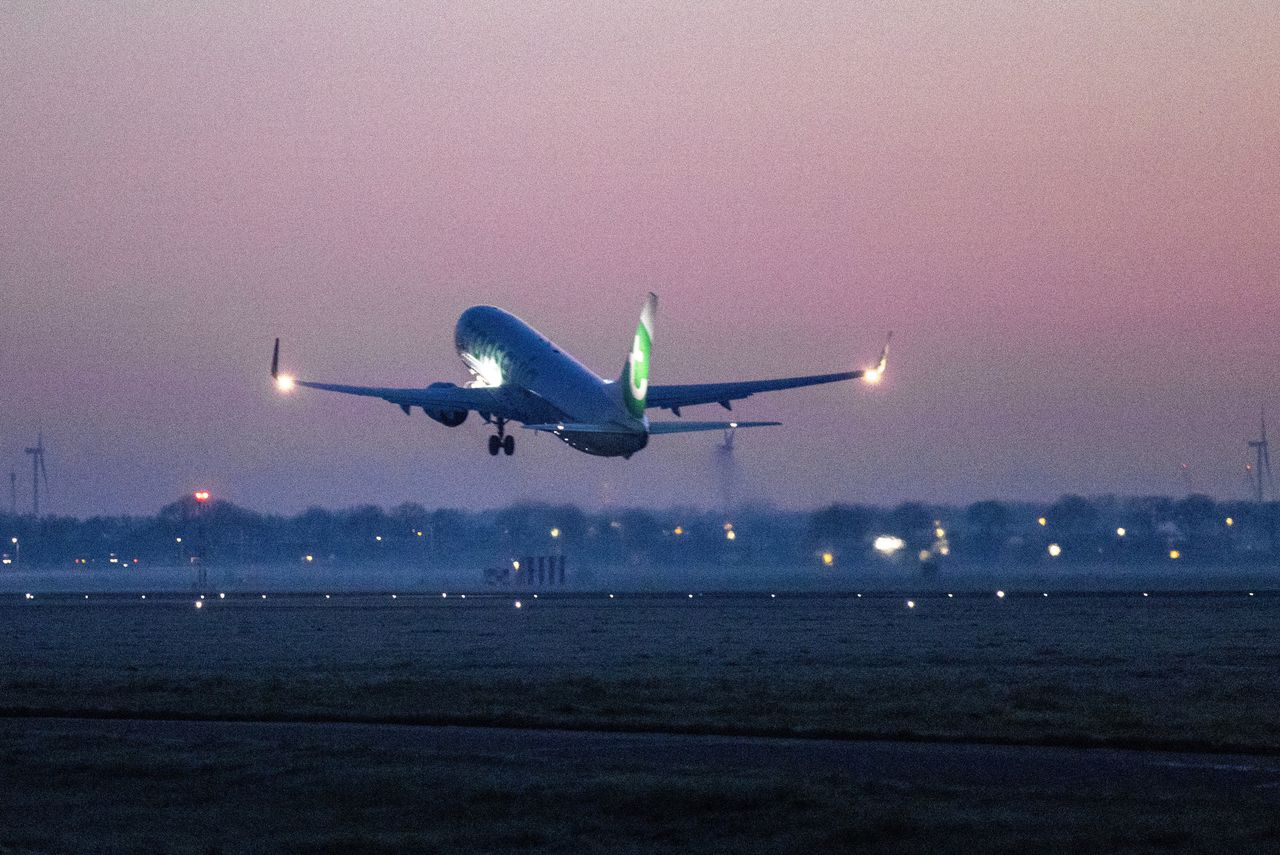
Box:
2;3;1277;516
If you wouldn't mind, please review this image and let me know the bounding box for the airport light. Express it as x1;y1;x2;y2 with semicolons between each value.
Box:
512;560;520;570
1169;549;1181;560
1116;528;1126;538
673;526;684;536
725;529;736;541
1037;517;1047;527
934;526;946;539
821;551;834;567
194;600;203;609
550;527;560;539
918;549;931;562
873;535;905;556
906;600;915;609
514;600;522;609
996;590;1006;599
1047;543;1062;557
304;554;313;563
1225;517;1234;527
375;535;382;542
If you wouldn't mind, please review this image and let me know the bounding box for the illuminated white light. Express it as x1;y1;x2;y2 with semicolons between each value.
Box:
947;593;954;598
1047;543;1062;557
391;594;397;599
194;601;203;609
275;374;296;392
304;554;313;563
726;530;736;541
374;536;382;542
688;593;694;598
1169;549;1181;560
442;592;447;598
1248;592;1255;597
1143;592;1149;597
84;595;89;599
261;594;267;599
1043;592;1049;597
770;593;776;598
218;592;225;599
461;352;504;388
1116;527;1126;537
461;594;466;599
729;422;738;428
609;593;615;599
856;593;862;598
863;366;883;385
873;535;905;556
141;594;146;600
1225;517;1234;527
533;594;538;599
1037;517;1047;526
906;600;915;609
514;600;522;609
325;594;330;599
996;590;1006;599
918;550;931;562
199;595;205;600
550;528;561;538
24;593;33;600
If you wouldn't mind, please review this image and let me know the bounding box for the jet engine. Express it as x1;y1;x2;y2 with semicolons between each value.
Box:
423;383;468;426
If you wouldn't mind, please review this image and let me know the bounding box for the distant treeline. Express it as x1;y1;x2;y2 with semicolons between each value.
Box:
2;494;1278;571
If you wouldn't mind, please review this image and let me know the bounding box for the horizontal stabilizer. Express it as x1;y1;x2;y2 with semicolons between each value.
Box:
647;420;780;434
522;423;630;434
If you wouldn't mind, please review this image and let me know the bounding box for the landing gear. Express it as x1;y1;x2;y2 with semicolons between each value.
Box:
488;419;515;456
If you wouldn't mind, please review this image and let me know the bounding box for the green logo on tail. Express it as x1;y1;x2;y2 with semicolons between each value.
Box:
622;293;656;418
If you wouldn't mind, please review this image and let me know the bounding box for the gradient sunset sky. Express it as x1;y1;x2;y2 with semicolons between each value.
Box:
2;2;1277;516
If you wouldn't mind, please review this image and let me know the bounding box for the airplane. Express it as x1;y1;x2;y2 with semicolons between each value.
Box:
270;293;889;459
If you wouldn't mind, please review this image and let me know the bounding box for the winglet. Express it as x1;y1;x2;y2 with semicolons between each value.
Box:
271;338;280;380
864;332;891;384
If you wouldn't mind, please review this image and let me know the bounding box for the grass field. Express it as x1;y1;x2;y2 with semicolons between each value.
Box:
2;592;1278;751
1;591;1277;852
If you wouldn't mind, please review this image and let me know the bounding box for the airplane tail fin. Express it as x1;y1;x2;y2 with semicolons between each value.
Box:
620;292;657;417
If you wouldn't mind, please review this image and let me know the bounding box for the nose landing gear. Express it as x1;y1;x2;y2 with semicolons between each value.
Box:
488;419;515;456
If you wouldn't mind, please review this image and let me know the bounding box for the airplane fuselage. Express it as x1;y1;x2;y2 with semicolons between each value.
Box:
454;306;649;457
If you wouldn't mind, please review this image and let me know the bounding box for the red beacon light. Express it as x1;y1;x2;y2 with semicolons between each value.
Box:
194;490;211;503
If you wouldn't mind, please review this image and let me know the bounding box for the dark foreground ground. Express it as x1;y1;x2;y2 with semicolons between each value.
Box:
1;591;1278;852
2;716;1278;854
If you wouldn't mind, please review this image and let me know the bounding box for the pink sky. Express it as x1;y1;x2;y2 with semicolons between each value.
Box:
2;2;1278;515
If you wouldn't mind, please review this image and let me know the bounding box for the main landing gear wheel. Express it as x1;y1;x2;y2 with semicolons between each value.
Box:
488;435;501;456
503;434;515;456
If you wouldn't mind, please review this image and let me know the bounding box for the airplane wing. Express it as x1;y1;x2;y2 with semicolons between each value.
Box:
646;334;890;414
271;339;517;419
